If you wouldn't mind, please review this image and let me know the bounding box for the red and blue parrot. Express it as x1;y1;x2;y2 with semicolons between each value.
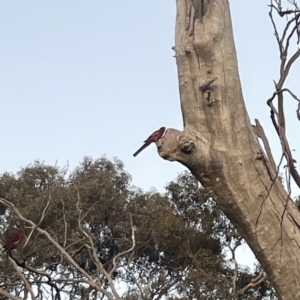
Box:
133;127;166;157
2;230;23;253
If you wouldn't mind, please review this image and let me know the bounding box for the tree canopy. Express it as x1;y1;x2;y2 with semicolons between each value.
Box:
0;157;276;299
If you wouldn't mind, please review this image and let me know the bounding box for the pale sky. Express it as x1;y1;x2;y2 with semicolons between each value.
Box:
0;0;299;270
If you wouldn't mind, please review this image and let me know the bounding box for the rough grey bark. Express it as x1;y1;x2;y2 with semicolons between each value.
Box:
158;1;300;299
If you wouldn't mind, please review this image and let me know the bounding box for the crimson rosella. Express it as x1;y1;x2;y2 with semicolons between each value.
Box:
2;230;23;254
133;127;166;157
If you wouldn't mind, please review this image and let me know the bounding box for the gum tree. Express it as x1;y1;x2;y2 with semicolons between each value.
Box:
159;1;300;299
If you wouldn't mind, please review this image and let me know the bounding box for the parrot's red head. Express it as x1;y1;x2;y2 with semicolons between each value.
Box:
160;127;166;137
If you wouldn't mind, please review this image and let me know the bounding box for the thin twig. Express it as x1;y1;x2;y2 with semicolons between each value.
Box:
8;256;36;300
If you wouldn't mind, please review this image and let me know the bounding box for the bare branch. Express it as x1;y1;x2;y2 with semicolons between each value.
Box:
267;1;300;191
228;237;242;298
277;48;300;88
282;87;300;101
236;269;267;297
8;256;36;300
269;4;283;55
60;198;68;249
252;119;277;172
0;288;23;300
110;213;136;277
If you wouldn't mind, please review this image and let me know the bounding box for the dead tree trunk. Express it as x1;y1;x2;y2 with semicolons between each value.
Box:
159;1;300;299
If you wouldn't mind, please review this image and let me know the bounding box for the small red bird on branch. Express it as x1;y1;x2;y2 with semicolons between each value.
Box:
2;230;23;254
133;127;166;157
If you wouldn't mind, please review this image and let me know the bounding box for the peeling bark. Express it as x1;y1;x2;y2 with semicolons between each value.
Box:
159;1;300;299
